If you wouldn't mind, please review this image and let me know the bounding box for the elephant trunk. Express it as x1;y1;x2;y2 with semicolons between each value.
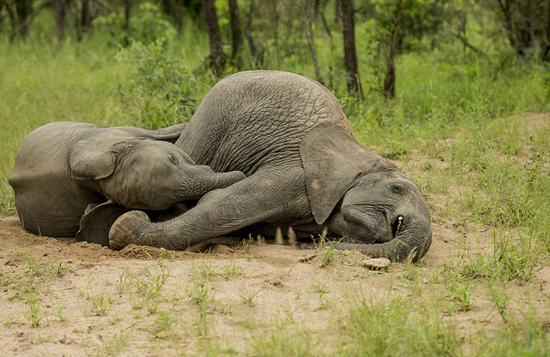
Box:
178;167;246;201
331;214;432;262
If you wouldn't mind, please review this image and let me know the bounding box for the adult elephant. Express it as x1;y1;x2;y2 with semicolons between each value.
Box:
110;71;432;261
9;122;245;241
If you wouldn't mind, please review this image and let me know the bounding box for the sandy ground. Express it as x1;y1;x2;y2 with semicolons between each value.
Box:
1;214;548;356
0;113;548;356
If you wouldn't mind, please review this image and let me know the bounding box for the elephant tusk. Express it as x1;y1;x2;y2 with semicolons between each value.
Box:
392;215;403;239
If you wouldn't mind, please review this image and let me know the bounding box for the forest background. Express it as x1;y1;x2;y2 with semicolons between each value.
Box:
0;0;549;356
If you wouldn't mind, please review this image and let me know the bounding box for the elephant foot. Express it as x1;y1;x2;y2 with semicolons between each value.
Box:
109;210;151;250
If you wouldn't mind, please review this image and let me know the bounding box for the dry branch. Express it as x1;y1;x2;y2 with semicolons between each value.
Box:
451;31;491;62
9;0;53;42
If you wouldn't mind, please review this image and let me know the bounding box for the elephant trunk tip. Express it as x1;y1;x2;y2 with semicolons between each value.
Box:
329;229;432;263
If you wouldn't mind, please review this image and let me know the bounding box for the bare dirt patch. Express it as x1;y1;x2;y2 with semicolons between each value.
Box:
1;212;548;356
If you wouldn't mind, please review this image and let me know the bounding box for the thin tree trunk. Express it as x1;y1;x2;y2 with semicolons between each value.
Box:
244;0;261;67
228;0;244;61
339;0;361;96
175;0;183;35
202;0;226;76
81;0;91;32
5;1;17;38
496;0;524;56
305;0;324;85
320;11;332;37
315;0;332;37
54;0;66;43
123;0;130;46
73;0;82;41
95;0;115;13
16;0;33;37
269;0;279;47
9;0;52;42
544;1;550;61
335;0;340;28
383;0;402;100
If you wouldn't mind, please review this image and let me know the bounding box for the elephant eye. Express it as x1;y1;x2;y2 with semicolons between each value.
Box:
168;154;179;165
390;184;403;194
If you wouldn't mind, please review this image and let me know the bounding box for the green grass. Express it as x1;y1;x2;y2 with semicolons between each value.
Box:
341;296;462;357
25;290;44;327
248;319;320;357
186;259;216;336
83;289;114;316
221;256;244;279
1;12;549;355
472;309;550;357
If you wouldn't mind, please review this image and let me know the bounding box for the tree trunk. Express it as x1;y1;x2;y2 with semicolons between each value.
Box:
175;0;183;35
383;0;402;100
16;0;33;37
9;0;52;42
547;2;550;47
123;0;130;46
319;0;332;38
95;0;115;13
244;0;261;67
339;0;361;96
73;0;82;41
202;0;226;75
305;0;325;85
5;2;17;38
81;0;91;32
496;0;525;56
228;0;244;61
269;0;280;47
54;0;66;43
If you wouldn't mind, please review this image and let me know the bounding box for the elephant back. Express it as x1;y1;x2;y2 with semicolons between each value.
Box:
8;122;105;236
178;71;353;174
10;122;98;184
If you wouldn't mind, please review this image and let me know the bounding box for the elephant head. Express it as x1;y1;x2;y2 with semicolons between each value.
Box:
69;129;246;210
69;129;245;246
300;124;432;262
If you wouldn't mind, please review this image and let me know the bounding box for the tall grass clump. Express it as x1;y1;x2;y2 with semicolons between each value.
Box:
471;309;550;357
341;296;462;357
447;231;543;284
248;320;320;357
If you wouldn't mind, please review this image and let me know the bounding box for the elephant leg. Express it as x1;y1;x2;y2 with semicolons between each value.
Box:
77;201;131;246
109;167;305;250
77;202;192;246
147;203;191;222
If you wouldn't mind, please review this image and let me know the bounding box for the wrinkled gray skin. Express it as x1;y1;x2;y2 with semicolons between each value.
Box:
110;71;432;262
8;122;245;239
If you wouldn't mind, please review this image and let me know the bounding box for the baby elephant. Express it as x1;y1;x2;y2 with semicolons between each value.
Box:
8;122;245;241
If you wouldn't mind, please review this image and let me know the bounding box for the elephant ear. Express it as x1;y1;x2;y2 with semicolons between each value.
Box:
300;123;385;225
76;200;130;246
69;130;134;180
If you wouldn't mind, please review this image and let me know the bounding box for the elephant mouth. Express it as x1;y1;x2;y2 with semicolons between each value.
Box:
391;215;404;239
